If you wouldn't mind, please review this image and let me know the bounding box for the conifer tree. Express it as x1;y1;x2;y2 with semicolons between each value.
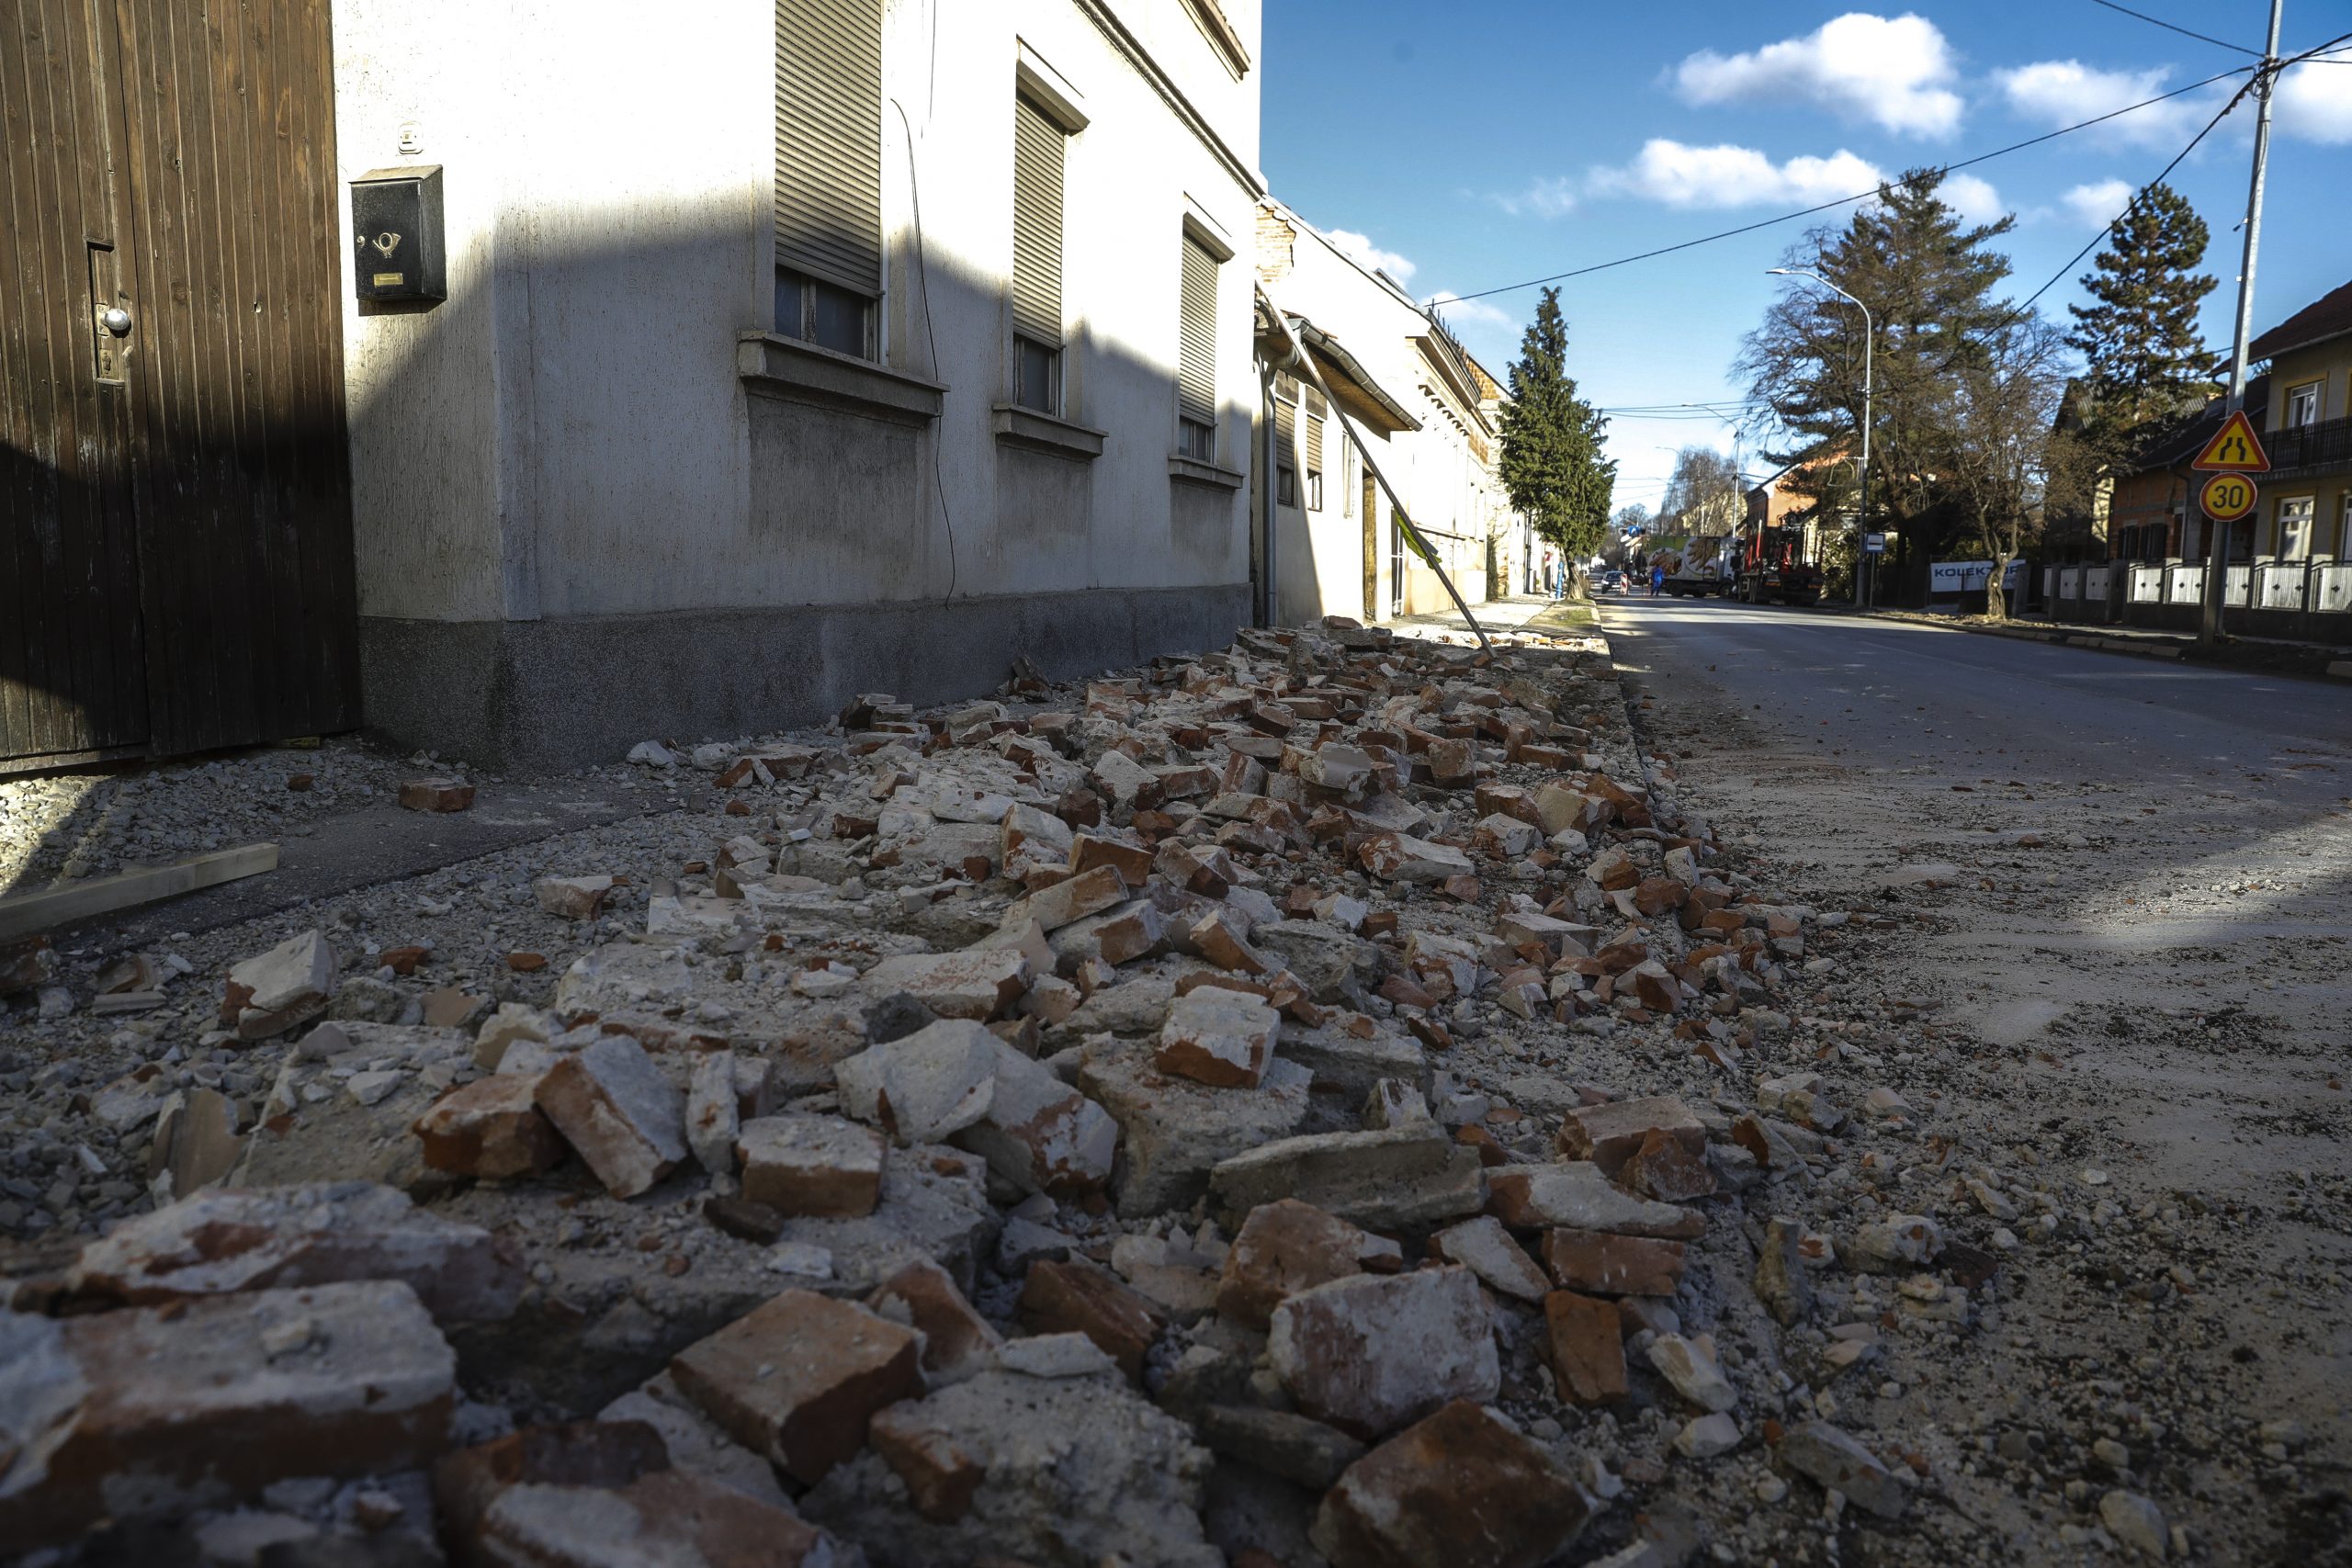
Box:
2064;181;2217;436
1498;288;1616;561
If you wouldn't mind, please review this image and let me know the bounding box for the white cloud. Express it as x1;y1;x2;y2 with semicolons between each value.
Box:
1939;173;2007;225
1588;140;1884;209
1424;289;1512;328
1675;13;1964;139
1490;176;1577;219
1993;60;2207;147
1324;227;1416;283
2276;54;2352;144
2060;178;2135;231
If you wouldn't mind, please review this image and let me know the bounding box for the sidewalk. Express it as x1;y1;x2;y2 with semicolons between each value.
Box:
1386;592;1596;643
1816;603;2352;681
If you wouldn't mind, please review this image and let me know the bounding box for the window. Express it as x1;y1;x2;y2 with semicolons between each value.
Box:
1176;231;1218;458
2286;380;2324;428
1011;92;1067;413
775;0;883;358
2278;495;2314;559
1304;386;1326;512
1273;372;1298;504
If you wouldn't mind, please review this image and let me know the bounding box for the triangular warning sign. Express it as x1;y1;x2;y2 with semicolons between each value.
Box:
2191;409;2269;473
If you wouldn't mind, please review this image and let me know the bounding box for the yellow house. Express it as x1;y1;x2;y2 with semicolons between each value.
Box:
2249;277;2352;561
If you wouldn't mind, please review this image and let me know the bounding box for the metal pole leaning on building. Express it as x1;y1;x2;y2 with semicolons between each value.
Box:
1254;284;1495;655
2199;0;2283;648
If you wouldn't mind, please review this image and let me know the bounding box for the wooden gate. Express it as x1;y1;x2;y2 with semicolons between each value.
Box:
2;0;358;773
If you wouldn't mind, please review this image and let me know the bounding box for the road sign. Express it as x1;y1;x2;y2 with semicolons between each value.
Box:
1863;533;1886;554
2190;409;2269;473
2199;472;2259;523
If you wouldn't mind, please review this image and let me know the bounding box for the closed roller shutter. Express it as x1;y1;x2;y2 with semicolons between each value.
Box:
1011;96;1065;346
1305;386;1326;472
1274;373;1297;461
1178;233;1218;426
776;0;883;297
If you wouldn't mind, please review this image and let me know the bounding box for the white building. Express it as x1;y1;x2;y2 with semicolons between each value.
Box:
1252;200;1515;626
339;0;1267;766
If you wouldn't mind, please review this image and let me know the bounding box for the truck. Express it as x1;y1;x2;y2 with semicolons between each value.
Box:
1660;535;1735;598
1731;518;1824;605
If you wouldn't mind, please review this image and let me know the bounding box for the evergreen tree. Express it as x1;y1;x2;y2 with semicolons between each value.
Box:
1737;169;2018;579
2064;182;2217;436
1499;288;1616;560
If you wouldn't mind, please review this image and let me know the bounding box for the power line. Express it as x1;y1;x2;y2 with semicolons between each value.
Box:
2086;0;2259;55
2007;27;2352;320
1435;65;2254;307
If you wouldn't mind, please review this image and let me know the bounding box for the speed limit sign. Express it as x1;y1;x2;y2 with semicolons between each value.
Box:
2200;472;2258;523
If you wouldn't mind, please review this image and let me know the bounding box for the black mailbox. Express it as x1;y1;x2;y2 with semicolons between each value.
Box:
350;165;446;304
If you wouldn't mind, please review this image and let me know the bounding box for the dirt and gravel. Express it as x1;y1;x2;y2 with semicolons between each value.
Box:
0;601;2344;1567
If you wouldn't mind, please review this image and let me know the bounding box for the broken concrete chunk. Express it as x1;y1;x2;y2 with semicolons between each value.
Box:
1778;1420;1907;1518
63;1180;522;1321
534;874;616;919
667;1289;922;1486
1199;1404;1367;1492
1210;1126;1486;1233
685;1050;741;1183
863;948;1030;1021
1217;1197;1404;1331
1079;1041;1312;1218
1268;1267;1500;1438
1755;1215;1814;1325
148;1086;243;1199
834;1018;1000;1145
1646;1332;1738;1413
1016;1257;1169;1383
1430;1214;1551;1303
1360;831;1476;884
1555;1094;1705;1179
1249;919;1380;1001
1156;985;1279;1089
1850;1214;1942;1273
474;1002;560;1070
222;930;335;1041
1487;1162;1705;1239
737;1113;886;1218
1311;1399;1595;1568
413;1075;567;1181
798;1370;1218;1568
948;1037;1117;1196
532;1034;689;1200
869;1258;1001;1385
0;1281;454;1552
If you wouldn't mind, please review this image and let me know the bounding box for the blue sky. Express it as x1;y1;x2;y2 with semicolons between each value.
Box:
1261;3;2352;512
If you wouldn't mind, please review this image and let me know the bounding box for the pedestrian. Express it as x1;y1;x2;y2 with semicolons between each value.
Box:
1651;562;1666;597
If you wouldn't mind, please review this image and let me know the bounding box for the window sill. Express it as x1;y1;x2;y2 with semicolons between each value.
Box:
1169;455;1244;491
737;332;944;426
991;402;1106;460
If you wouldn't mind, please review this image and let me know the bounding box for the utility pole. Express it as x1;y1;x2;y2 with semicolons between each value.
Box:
2198;0;2283;647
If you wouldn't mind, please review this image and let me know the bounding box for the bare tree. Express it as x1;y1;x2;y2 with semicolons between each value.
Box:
1660;448;1744;536
1944;318;2071;618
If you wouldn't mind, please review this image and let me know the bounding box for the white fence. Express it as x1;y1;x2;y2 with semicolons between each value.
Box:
2071;558;2352;617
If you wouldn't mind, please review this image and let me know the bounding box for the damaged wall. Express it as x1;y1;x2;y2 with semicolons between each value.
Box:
334;0;1262;768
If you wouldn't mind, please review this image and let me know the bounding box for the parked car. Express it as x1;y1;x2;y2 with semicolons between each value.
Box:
1600;570;1627;593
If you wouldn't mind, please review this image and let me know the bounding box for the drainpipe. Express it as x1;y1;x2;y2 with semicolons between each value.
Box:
1258;357;1278;629
1254;283;1493;654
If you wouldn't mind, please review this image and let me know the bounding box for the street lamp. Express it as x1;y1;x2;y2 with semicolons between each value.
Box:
1769;268;1872;608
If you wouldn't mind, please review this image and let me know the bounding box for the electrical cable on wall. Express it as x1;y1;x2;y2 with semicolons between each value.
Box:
892;96;956;605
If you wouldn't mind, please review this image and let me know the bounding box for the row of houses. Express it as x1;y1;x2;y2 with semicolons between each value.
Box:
2053;276;2352;631
1;0;1528;775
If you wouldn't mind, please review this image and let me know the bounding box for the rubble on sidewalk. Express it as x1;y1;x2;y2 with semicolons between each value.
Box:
3;613;2017;1565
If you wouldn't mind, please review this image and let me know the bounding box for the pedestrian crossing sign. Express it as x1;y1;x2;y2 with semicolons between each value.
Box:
2190;409;2269;473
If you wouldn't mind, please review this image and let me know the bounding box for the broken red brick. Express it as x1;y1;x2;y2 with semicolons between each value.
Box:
1542;1229;1688;1297
668;1290;922;1485
1016;1257;1168;1383
1544;1290;1627;1404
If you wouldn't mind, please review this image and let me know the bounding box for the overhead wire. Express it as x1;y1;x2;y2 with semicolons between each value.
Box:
1434;64;2256;308
2086;0;2260;55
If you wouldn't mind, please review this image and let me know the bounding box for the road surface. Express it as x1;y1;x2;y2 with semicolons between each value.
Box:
1601;593;2351;1558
